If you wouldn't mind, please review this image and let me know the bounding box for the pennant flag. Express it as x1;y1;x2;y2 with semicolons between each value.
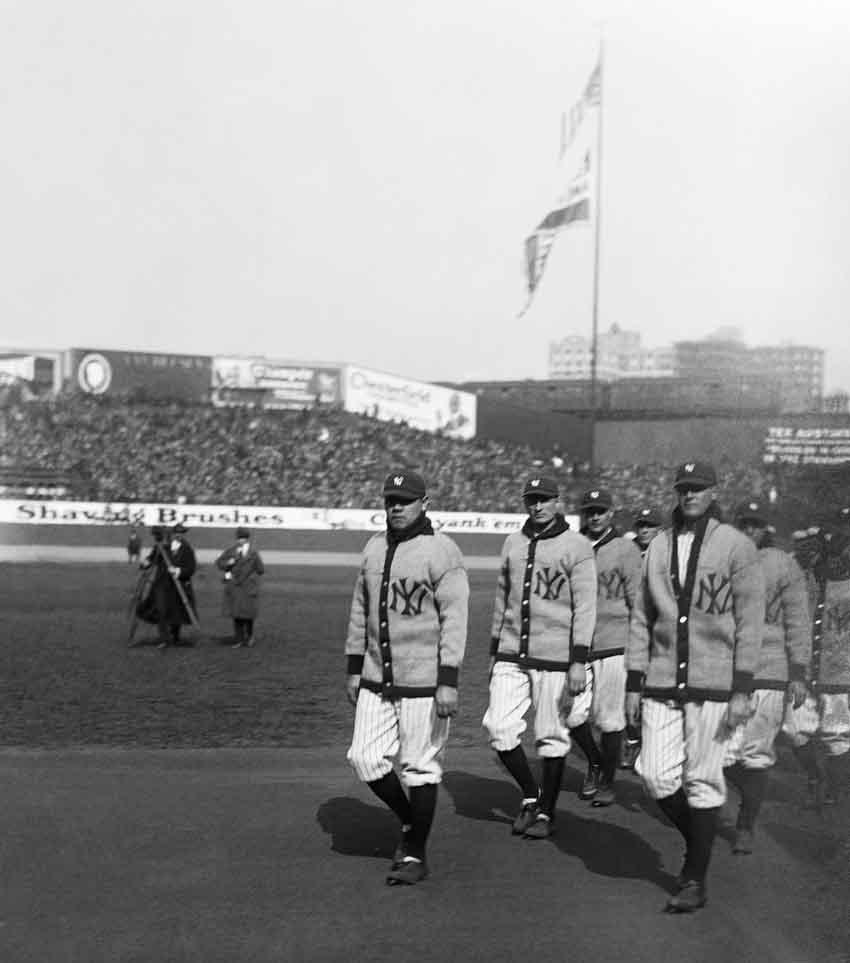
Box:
520;59;601;317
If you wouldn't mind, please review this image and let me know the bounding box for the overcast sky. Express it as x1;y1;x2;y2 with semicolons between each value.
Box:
2;0;849;390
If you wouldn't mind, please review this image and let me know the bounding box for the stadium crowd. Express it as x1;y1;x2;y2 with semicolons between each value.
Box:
0;394;842;526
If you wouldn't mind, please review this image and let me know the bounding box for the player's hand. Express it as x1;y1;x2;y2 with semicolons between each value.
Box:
435;685;458;719
567;662;587;696
787;680;807;710
345;675;360;707
625;692;642;728
725;691;753;729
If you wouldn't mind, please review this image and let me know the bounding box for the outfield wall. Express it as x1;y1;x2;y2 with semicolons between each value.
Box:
0;500;581;557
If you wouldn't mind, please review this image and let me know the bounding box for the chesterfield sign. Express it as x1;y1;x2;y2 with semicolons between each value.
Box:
0;500;580;534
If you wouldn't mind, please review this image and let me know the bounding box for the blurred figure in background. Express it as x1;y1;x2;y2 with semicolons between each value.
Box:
216;527;265;648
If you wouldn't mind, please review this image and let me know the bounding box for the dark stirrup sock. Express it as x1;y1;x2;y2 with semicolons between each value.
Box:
540;756;566;817
367;771;412;825
570;722;602;768
685;806;720;882
406;784;438;861
735;768;768;830
656;787;692;843
497;746;539;800
600;731;623;783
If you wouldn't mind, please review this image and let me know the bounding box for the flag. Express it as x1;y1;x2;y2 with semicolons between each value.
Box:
520;59;601;316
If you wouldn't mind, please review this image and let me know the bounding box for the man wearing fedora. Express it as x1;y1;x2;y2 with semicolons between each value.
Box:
137;523;198;647
626;460;764;912
216;527;265;648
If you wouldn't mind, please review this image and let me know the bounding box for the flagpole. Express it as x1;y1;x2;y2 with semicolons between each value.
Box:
588;39;604;476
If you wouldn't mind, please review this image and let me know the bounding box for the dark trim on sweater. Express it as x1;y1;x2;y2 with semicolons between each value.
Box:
589;645;624;661
644;685;747;703
360;679;441;698
514;514;571;662
495;653;575;672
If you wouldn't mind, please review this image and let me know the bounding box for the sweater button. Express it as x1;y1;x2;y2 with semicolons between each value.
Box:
677;682;685;689
679;616;688;624
679;662;686;669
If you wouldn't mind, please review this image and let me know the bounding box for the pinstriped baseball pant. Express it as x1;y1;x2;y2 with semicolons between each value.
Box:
483;660;571;758
562;655;627;732
636;698;734;808
723;690;786;770
347;688;449;787
782;693;850;756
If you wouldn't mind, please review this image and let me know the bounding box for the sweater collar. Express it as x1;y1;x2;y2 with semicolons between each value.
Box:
387;511;434;545
522;513;569;541
672;500;723;534
580;525;618;551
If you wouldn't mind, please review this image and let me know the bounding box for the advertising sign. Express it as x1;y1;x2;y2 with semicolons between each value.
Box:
0;500;579;533
343;366;477;439
69;349;212;401
763;426;850;465
211;358;341;409
0;350;61;396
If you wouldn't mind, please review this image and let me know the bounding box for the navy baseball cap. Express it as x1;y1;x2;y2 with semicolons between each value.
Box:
838;506;850;523
634;506;663;527
522;475;559;498
673;461;717;489
382;471;427;500
580;488;613;510
734;499;768;526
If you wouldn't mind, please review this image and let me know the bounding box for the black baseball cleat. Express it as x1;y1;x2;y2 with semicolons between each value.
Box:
620;739;640;770
391;826;413;868
512;799;540;835
386;857;428;885
666;880;707;913
523;813;554;839
592;781;615;807
578;764;601;801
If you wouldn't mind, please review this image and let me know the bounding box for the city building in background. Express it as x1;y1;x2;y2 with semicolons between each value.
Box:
547;325;824;414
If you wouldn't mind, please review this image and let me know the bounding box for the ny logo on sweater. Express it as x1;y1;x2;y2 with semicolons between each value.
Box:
825;602;850;635
695;572;733;615
598;570;626;601
534;567;566;601
389;577;430;616
765;586;784;625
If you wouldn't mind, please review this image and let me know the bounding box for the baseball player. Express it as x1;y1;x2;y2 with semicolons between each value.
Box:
783;507;850;806
345;470;469;885
626;460;764;912
723;500;810;854
567;488;642;806
620;506;664;770
484;475;596;839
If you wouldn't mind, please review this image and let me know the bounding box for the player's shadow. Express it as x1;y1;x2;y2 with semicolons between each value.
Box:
442;769;675;892
315;796;399;861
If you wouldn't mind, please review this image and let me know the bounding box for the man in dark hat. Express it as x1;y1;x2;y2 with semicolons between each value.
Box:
136;523;198;647
626;460;765;912
633;506;663;558
484;474;596;838
784;504;850;806
565;487;642;806
216;527;265;648
345;470;469;885
722;499;809;853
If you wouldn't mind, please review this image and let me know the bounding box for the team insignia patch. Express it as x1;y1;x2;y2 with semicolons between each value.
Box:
684;463;695;473
590;491;599;499
393;476;404;486
530;479;540;487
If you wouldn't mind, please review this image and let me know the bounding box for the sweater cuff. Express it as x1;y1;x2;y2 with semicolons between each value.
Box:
437;665;459;688
732;670;755;695
626;670;645;693
788;663;806;683
489;637;500;656
571;645;590;664
347;654;364;676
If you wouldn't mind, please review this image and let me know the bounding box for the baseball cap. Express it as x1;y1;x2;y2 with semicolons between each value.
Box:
580;488;613;510
235;527;251;539
734;499;768;525
838;506;850;523
673;461;717;489
173;523;190;535
382;471;427;500
634;506;663;527
522;475;559;498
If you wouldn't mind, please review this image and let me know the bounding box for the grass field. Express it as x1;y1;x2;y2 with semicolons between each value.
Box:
0;562;499;748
